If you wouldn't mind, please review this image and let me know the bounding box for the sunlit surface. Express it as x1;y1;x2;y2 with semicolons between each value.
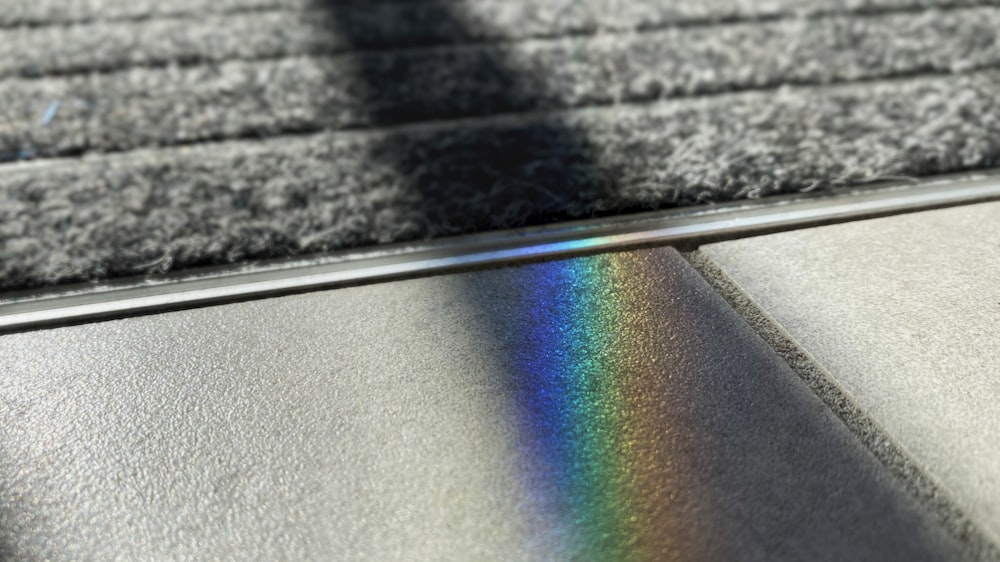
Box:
505;252;687;557
0;248;962;560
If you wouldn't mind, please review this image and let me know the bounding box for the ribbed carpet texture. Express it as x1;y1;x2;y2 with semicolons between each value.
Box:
2;0;999;289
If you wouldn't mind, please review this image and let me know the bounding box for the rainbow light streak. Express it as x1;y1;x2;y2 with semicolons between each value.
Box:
511;251;675;559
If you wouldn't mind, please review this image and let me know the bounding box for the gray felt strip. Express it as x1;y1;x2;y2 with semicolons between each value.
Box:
2;8;999;159
2;1;1000;78
0;0;298;28
2;71;998;289
2;0;999;28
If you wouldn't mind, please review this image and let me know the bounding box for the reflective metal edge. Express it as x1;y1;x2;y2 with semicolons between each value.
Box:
2;174;999;333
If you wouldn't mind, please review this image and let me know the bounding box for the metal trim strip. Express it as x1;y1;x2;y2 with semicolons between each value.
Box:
2;174;999;333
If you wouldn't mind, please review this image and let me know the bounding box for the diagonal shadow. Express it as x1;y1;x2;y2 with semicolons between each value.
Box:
312;0;616;243
298;6;973;556
310;0;636;553
300;5;969;559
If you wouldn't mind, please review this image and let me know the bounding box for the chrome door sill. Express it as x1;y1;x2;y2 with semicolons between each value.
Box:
2;171;999;333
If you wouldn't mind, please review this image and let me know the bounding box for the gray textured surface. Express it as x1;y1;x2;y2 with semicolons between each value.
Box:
3;2;1000;79
3;72;999;290
3;0;1000;291
4;9;1000;157
0;247;968;560
701;201;1000;547
3;0;997;34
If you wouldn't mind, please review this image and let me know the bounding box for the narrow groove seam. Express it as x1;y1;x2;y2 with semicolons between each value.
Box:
684;249;1000;561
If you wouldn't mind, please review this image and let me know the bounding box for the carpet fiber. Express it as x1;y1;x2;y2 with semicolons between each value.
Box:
2;0;999;289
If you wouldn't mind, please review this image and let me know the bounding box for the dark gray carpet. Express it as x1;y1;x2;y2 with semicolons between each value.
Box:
2;0;1000;289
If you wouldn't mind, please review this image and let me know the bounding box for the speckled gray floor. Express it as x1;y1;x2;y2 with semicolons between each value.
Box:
0;247;973;561
2;0;1000;289
700;202;1000;552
